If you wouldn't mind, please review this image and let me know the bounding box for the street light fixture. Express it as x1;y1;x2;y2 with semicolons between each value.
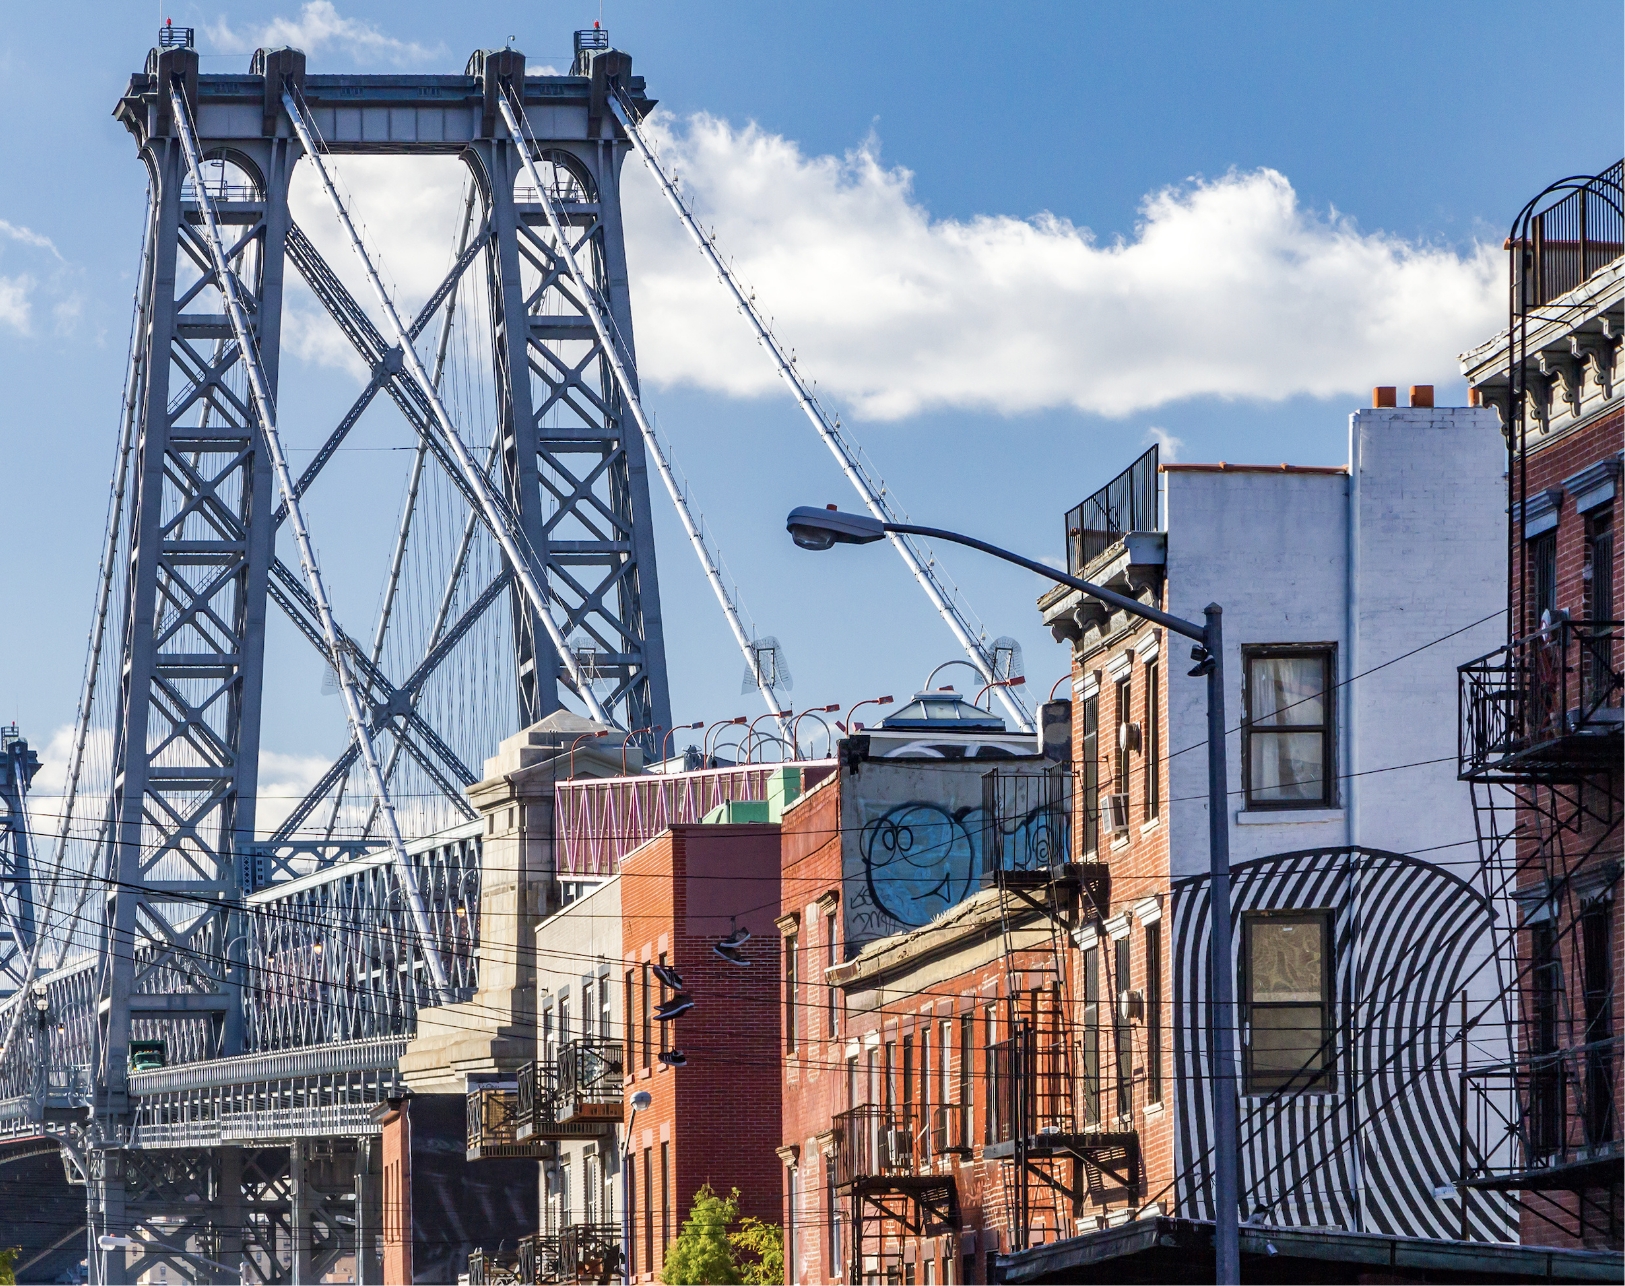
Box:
785;505;1241;1285
744;709;793;763
791;704;842;758
661;721;705;768
567;729;610;779
621;1088;654;1286
974;674;1026;710
704;716;747;762
840;694;893;733
621;725;662;775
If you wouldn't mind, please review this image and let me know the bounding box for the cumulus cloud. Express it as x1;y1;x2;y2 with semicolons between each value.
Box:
271;112;1501;424
208;2;443;66
1144;426;1183;461
0;275;31;333
621;116;1502;419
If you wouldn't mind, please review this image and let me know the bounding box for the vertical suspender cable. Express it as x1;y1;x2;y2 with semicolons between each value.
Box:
494;83;790;733
170;82;455;1002
278;86;614;726
605;89;1034;733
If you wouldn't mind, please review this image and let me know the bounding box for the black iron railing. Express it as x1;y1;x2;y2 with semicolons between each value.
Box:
986;1026;1077;1145
468;1085;522;1154
559;1223;620;1284
1463;1036;1621;1189
1513;160;1623;312
833;1103;969;1188
981;769;1073;875
1458;620;1622;781
158;23;194;49
519;1232;562;1284
469;1249;523;1285
1065;445;1159;575
557;1037;624;1123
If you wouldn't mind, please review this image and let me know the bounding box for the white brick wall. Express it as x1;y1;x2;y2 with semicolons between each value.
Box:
1162;407;1506;878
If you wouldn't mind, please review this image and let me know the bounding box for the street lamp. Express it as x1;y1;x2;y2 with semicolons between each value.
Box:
621;725;662;775
568;729;610;779
841;694;893;733
621;1088;654;1285
704;716;747;762
786;505;1241;1285
974;674;1026;710
791;704;842;758
661;721;705;768
744;709;792;763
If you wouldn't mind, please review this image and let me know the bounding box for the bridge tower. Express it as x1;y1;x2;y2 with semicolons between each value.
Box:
28;30;672;1284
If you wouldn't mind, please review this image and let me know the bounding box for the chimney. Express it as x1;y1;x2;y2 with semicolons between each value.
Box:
1372;387;1397;408
1409;385;1434;408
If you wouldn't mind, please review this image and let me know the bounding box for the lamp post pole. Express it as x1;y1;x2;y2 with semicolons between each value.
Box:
785;508;1241;1285
622;1089;652;1285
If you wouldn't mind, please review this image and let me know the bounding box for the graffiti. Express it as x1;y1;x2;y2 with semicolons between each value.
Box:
859;803;982;929
854;799;1071;932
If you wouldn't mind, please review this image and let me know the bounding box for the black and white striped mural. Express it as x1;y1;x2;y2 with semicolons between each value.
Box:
1171;846;1516;1241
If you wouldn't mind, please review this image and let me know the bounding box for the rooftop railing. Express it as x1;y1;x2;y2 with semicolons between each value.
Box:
1512;160;1623;313
1065;444;1159;576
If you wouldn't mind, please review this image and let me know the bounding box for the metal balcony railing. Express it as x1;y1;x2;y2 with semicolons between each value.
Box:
981;768;1074;876
1463;1036;1621;1191
467;1085;553;1160
519;1232;562;1284
1065;444;1159;575
833;1102;969;1190
468;1249;523;1285
559;1222;620;1284
557;1037;624;1123
986;1029;1077;1146
1459;619;1622;782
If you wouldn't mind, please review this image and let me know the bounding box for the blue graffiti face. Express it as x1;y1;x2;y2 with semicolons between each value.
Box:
860;804;981;928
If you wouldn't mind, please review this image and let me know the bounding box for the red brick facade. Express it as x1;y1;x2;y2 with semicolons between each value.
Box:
619;824;786;1281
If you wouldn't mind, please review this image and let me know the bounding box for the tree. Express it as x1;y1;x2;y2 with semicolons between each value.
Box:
730;1216;784;1286
0;1246;18;1286
661;1185;742;1285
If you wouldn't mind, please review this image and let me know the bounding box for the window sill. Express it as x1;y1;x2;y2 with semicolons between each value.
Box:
1110;833;1131;853
1235;808;1345;827
1139;817;1161;836
1142;1101;1165;1119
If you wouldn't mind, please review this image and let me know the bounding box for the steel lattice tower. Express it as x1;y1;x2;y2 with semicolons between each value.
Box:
54;38;672;1283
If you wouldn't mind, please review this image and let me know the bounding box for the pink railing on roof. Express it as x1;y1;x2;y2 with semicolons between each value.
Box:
554;761;837;878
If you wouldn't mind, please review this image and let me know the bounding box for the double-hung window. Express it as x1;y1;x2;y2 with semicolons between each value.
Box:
1241;910;1333;1093
1242;646;1335;808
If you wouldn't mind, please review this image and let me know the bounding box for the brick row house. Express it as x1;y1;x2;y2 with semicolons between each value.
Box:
1455;159;1623;1250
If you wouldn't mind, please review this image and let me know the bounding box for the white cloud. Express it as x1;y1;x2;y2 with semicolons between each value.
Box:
1144;426;1183;461
256;749;337;838
0;275;32;333
269;112;1503;425
619;115;1503;420
208;2;443;66
0;220;60;260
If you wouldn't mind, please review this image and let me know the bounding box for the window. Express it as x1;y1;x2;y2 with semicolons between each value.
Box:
558;992;572;1045
1145;922;1163;1104
884;1041;896;1110
902;1034;914;1112
624;971;635;1069
542;999;556;1067
958;1013;974;1149
1082;947;1100;1124
1581;899;1614;1144
828;1167;842;1278
1242;647;1335;808
661;1141;672;1254
1531;920;1562;1154
865;1048;878;1107
846;1055;858;1109
1081;691;1100;855
599;967;612;1039
1113;674;1132;823
643;1148;654;1272
559;1158;571;1230
581;977;594;1046
1143;660;1160;822
826;912;839;1039
982;1006;997;1144
1530;528;1558;633
918;1027;930;1118
585;1153;601;1225
627;1150;637;1276
938;1020;951;1117
1114;937;1133;1118
786;1166;798;1283
1586;510;1615;622
640;962;651;1070
785;935;799;1054
1242;911;1334;1093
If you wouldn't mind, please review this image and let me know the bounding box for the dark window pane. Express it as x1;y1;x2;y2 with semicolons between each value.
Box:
1249;656;1325;726
1250;1006;1329;1084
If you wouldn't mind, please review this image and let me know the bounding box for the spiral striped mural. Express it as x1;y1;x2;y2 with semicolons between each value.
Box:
1171;845;1517;1241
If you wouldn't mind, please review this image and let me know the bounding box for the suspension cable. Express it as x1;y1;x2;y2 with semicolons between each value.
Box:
495;80;790;734
170;81;454;1001
278;84;614;726
605;86;1035;733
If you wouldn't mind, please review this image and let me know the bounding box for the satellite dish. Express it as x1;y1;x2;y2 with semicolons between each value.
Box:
990;636;1025;683
742;636;793;695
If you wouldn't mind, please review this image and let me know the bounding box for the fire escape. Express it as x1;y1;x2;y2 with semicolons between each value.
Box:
982;769;1139;1251
1457;161;1623;1244
466;1036;624;1283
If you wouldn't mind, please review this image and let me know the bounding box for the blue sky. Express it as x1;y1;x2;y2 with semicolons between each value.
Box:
0;1;1619;808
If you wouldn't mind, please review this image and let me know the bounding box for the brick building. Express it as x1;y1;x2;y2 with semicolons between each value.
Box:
1456;159;1622;1249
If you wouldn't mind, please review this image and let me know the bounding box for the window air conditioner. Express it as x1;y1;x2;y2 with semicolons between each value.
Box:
1118;721;1141;753
1118;989;1144;1022
1107;793;1130;834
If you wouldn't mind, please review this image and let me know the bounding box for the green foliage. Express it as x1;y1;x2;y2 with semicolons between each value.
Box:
730;1216;784;1285
0;1245;18;1286
661;1184;742;1285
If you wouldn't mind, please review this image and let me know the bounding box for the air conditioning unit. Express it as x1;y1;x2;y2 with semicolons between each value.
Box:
1118;989;1144;1022
880;1128;913;1170
1106;793;1130;834
1118;721;1141;753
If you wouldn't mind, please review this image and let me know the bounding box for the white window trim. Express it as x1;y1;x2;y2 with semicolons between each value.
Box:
1105;913;1132;941
1235;808;1346;827
1078;672;1100;699
1135;630;1161;662
1105;651;1134;681
1133;897;1162;926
